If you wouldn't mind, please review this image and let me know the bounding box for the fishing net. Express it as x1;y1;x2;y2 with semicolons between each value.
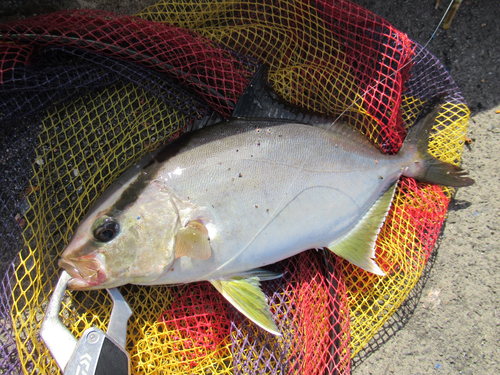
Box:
0;0;470;374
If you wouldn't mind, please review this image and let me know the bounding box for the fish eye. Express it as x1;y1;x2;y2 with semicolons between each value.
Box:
93;218;120;242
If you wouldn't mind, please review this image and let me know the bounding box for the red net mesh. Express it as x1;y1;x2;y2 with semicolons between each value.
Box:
228;252;350;374
0;43;33;83
0;9;256;116
0;1;471;374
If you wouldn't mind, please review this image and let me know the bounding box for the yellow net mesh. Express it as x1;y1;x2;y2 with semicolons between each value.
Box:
1;0;471;374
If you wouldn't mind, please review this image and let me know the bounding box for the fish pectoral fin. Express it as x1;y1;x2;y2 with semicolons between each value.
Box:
210;269;282;336
326;182;398;276
233;268;283;281
174;220;211;260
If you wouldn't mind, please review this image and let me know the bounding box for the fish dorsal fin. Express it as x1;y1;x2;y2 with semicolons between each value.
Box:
174;221;211;260
232;65;324;125
210;269;282;335
326;182;398;276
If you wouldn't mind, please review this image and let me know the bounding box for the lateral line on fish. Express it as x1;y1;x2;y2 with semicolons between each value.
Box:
205;0;457;278
233;158;378;174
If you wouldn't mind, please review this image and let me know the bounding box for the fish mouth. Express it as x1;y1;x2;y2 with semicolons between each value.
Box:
58;256;106;289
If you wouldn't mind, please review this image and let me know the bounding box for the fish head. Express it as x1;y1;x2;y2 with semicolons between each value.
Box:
59;181;181;290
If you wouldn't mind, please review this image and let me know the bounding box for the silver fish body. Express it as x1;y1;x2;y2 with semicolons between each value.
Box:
142;119;403;284
58;67;473;334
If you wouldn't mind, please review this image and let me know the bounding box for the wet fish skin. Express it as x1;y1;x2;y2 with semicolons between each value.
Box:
58;68;473;334
141;119;402;284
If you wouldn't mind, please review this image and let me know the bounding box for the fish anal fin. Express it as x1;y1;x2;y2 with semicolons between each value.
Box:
210;269;282;336
326;182;399;276
174;220;211;260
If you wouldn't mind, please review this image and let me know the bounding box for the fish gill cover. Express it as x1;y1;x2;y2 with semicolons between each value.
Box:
0;0;470;374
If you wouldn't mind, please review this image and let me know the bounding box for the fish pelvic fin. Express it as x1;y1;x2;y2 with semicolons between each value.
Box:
326;182;399;276
400;96;474;187
210;269;282;336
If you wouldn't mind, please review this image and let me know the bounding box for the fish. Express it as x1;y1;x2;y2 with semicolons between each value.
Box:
58;66;474;335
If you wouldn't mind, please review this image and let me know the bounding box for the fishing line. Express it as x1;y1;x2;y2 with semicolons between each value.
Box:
331;0;455;133
206;0;457;278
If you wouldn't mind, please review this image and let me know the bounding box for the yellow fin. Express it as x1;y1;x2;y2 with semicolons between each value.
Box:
174;220;211;260
210;269;282;336
326;182;398;276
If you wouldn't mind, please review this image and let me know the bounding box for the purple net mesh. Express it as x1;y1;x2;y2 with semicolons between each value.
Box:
0;1;471;374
